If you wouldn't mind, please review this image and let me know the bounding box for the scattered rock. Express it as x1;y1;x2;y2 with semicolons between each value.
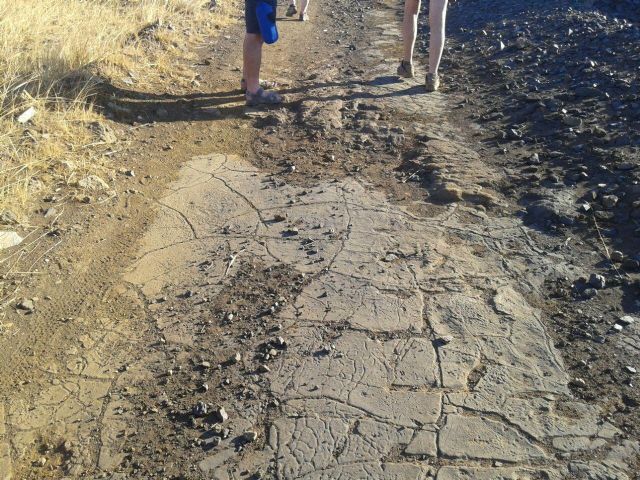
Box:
215;407;229;423
193;401;208;417
0;231;23;250
589;273;606;289
611;251;624;262
242;431;259;443
602;195;619;209
16;298;35;313
17;107;36;124
619;316;636;326
0;210;18;225
77;175;109;191
90;121;117;143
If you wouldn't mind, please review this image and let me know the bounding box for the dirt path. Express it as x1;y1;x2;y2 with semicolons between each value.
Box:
1;1;639;479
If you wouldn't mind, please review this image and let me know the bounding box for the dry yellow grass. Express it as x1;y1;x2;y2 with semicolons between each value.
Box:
0;0;236;221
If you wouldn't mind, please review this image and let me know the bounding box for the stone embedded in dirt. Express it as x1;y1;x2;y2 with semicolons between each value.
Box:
203;436;221;448
43;207;57;219
242;431;259;443
613;324;624;333
90;121;117;144
258;364;271;373
619;316;636;326
563;115;582;127
193;401;208;417
0;210;18;225
16;298;35;313
589;273;606;289
229;352;242;364
583;288;598;299
611;251;624;262
283;227;299;237
0;231;23;250
571;377;587;387
438;335;454;345
215;407;228;423
602;195;619;209
16;106;36;124
273;213;287;222
78;175;109;191
626;366;637;375
200;361;212;369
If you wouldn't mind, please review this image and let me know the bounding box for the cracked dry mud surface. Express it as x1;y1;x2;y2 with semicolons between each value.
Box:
119;148;638;478
2;1;639;479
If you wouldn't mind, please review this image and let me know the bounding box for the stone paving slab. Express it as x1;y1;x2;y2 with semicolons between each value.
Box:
122;152;637;479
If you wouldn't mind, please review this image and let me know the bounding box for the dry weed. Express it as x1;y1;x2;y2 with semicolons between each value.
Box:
0;0;236;222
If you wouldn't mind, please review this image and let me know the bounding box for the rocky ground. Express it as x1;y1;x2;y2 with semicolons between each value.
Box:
0;0;639;479
438;0;640;440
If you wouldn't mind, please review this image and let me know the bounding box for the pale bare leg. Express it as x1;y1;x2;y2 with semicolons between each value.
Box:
402;0;421;65
428;0;448;75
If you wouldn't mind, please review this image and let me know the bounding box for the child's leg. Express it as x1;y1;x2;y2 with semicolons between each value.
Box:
402;0;422;64
428;0;448;74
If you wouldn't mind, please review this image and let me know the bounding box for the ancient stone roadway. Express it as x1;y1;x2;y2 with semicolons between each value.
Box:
124;149;637;478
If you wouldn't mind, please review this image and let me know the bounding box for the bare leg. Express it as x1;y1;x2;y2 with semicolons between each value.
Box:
428;0;448;74
300;0;309;15
243;33;263;95
402;0;421;65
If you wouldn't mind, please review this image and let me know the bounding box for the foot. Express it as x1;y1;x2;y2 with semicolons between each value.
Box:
241;78;278;92
246;88;283;106
396;60;414;79
286;4;297;16
299;12;309;21
425;72;440;92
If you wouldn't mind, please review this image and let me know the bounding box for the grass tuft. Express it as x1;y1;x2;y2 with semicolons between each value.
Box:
0;0;235;220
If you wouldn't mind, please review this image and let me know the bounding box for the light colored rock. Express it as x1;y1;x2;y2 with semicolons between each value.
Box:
436;466;562;480
16;106;36;124
77;175;109;191
405;429;437;456
439;415;547;462
0;231;23;250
